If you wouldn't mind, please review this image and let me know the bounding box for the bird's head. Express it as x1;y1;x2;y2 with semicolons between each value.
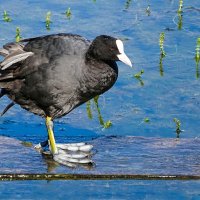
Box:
88;35;132;67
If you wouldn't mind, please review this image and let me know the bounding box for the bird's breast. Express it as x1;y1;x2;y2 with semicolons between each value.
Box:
78;61;118;102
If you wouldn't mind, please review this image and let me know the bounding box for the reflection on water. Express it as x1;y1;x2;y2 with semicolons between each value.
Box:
159;54;164;76
145;5;151;16
41;151;94;171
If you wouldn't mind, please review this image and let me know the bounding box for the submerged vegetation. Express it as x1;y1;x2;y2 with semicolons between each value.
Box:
65;8;72;19
86;101;93;119
195;37;200;78
45;11;52;30
15;27;22;42
159;32;166;58
93;96;112;129
3;10;11;22
143;117;150;123
178;0;183;13
134;70;144;86
159;32;166;76
86;96;112;129
173;118;182;138
177;0;183;30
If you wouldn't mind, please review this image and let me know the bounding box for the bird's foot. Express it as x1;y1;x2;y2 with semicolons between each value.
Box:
54;142;93;166
35;141;94;167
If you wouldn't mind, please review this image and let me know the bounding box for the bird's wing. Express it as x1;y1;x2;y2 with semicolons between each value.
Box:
0;42;34;71
0;34;90;82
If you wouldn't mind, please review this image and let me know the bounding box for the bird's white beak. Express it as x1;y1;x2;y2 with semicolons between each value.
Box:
117;52;132;67
116;39;133;68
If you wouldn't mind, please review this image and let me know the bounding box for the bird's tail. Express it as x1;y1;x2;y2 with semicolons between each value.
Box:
0;88;15;116
0;42;33;70
0;42;33;116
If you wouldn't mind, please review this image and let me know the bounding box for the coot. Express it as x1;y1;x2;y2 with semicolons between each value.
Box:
0;33;132;165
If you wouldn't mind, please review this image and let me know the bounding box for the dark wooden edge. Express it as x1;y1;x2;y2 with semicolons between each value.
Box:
0;174;200;181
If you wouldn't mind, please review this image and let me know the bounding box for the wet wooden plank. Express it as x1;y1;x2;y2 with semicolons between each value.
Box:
0;136;200;178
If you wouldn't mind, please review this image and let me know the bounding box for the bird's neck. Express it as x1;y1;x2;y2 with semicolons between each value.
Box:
77;56;118;102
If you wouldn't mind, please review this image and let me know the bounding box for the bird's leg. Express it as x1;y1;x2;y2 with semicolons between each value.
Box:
46;116;58;155
35;116;93;167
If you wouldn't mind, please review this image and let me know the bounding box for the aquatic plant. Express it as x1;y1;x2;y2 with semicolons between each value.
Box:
86;96;112;129
178;0;183;14
94;96;112;129
177;13;183;30
159;32;166;57
65;7;71;19
177;0;183;30
173;118;182;138
195;38;200;62
144;117;150;123
158;32;166;76
103;120;112;129
134;70;144;86
46;11;52;30
86;100;93;119
3;10;11;22
195;37;200;78
15;27;22;42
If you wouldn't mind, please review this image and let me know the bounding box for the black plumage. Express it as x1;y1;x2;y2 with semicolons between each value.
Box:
0;33;132;119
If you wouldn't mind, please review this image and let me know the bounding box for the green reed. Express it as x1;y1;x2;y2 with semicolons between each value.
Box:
65;8;72;19
173;118;182;138
3;10;11;22
134;70;144;86
177;0;183;30
46;11;52;30
159;32;166;57
86;101;93;119
86;96;112;129
195;38;200;78
178;0;183;13
159;32;166;76
15;27;22;42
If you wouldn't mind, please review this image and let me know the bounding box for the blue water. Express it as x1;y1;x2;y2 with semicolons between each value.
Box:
0;0;200;199
0;0;200;140
1;180;200;200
